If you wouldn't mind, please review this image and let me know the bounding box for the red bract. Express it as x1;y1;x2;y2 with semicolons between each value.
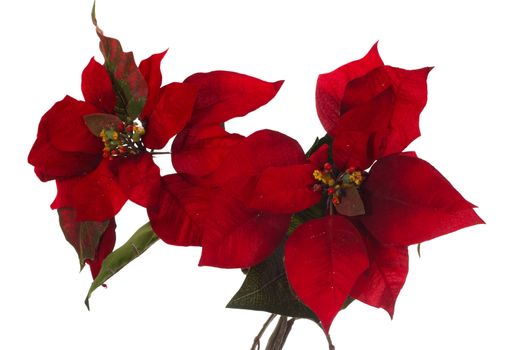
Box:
285;216;369;331
284;43;483;332
317;42;431;170
28;50;196;222
148;71;321;268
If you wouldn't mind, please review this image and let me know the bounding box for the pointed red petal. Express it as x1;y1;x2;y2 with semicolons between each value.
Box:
114;153;161;208
147;175;208;246
52;159;127;222
142;82;197;149
284;216;369;332
350;235;408;317
81;57;116;113
360;154;484;245
249;164;321;213
332;88;395;170
316;43;383;135
138;50;167;118
86;218;117;280
171;124;244;177
333;66;432;169
184;70;283;126
199;192;290;268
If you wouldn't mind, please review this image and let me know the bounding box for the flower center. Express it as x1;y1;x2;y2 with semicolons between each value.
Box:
99;121;146;159
313;163;365;205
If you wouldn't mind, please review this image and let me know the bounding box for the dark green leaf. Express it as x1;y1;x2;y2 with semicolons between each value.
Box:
417;243;422;258
91;2;147;121
84;222;159;309
335;186;365;217
58;208;109;270
227;243;319;322
83;113;123;136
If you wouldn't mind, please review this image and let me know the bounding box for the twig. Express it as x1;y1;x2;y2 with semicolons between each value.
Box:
265;316;289;350
251;314;277;350
326;333;335;350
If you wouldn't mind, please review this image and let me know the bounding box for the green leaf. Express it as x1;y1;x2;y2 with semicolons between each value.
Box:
58;208;109;270
91;2;147;121
227;243;319;322
83;113;123;136
84;222;159;309
335;186;365;217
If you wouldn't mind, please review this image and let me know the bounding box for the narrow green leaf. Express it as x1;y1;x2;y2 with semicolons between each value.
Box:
91;2;148;121
85;222;159;309
417;243;422;258
58;208;109;270
83;113;123;136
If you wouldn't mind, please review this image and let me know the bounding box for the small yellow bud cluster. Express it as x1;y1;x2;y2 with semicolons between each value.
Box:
312;163;366;207
313;169;335;186
348;170;364;186
99;121;146;159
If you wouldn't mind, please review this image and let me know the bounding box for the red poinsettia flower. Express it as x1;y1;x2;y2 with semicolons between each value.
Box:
283;43;484;333
28;49;195;222
28;25;196;279
147;71;321;268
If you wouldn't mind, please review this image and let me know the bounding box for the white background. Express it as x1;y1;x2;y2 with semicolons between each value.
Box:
1;0;523;349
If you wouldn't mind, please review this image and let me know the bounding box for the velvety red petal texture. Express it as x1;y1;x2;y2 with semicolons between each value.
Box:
53;159;127;222
171;124;244;177
332;66;432;170
28;137;101;182
113;153;161;208
360;154;484;246
28;96;103;181
138;50;167;118
284;216;369;332
86;218;117;279
36;96;101;153
206;129;307;187
147;174;208;246
332;88;395;170
199;192;290;268
142;82;197;149
308;143;329;170
350;235;408;317
316;43;383;135
184;70;284;126
81;57;116;113
249;164;321;214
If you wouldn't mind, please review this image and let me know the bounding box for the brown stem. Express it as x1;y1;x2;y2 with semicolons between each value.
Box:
265;316;295;350
251;314;277;350
326;333;336;350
